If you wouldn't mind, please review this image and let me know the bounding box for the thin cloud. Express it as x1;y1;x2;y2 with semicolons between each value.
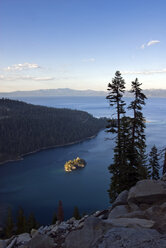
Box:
3;63;41;71
82;58;95;62
147;40;160;47
122;68;166;75
140;40;160;49
0;74;54;81
32;77;54;81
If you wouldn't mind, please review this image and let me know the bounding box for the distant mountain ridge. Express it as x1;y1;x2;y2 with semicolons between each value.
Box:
0;88;166;98
0;88;106;97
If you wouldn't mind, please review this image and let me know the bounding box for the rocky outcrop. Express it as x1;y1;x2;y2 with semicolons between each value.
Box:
128;179;166;205
111;190;128;209
1;176;166;248
65;176;166;248
96;227;166;248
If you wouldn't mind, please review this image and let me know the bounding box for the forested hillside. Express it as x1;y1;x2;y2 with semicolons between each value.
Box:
0;99;107;163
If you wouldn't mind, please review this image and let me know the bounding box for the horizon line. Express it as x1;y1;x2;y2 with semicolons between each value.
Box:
1;87;166;94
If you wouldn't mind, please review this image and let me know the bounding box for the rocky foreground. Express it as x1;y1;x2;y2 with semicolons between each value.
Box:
1;175;166;248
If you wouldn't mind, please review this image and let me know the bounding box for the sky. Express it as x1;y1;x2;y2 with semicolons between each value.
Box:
0;0;166;92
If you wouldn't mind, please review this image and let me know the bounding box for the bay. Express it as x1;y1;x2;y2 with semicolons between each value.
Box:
0;96;165;224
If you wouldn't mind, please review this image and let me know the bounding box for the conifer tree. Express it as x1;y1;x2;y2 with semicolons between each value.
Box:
16;207;27;234
5;208;14;238
106;71;126;140
57;200;64;222
52;212;57;224
148;145;160;180
162;150;166;175
119;116;135;188
27;213;37;232
128;78;148;181
106;71;126;202
73;206;81;220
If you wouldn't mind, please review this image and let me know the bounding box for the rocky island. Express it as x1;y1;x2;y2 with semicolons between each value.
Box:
64;157;86;172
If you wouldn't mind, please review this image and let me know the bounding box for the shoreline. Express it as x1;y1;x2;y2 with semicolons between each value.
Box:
0;132;99;166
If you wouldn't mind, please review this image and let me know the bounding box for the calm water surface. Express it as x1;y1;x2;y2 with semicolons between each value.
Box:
0;97;166;224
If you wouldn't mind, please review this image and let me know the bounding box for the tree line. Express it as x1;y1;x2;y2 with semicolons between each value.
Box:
0;99;107;163
1;201;82;239
106;71;166;202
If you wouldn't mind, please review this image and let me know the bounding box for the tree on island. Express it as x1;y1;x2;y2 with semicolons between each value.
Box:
73;206;81;220
57;200;64;222
106;73;148;202
148;145;160;180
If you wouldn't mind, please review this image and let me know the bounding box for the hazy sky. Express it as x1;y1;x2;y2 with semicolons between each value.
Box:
0;0;166;92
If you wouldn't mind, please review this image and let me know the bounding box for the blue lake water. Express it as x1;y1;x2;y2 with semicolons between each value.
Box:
0;97;166;224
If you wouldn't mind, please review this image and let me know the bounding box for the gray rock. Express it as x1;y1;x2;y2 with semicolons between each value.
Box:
160;202;166;211
4;237;14;247
128;179;166;204
16;233;31;245
105;217;155;229
72;220;80;228
6;237;17;248
66;217;75;224
27;233;54;248
37;226;44;234
18;245;28;248
59;222;69;230
108;205;129;219
30;228;38;238
128;202;140;211
51;225;59;233
121;210;147;219
43;226;49;233
98;227;166;248
161;173;166;181
95;210;109;219
93;211;101;217
65;216;162;248
112;190;128;209
145;204;166;233
77;222;84;229
65;216;112;248
0;240;6;248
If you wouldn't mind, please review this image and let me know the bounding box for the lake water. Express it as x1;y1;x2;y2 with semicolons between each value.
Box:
0;97;166;224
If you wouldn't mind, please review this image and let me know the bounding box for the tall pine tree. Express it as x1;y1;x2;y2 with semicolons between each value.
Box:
107;75;149;202
106;71;126;202
148;145;160;180
128;78;148;182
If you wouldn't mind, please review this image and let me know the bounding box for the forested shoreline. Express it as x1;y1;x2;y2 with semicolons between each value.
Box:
0;99;107;164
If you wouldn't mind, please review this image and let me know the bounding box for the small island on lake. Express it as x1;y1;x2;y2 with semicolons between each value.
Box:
64;157;86;172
